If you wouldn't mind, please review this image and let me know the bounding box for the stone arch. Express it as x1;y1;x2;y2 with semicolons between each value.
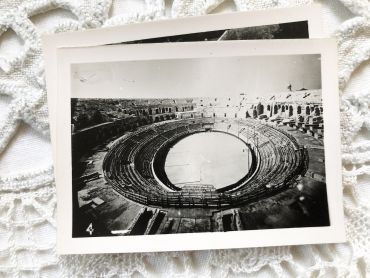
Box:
306;106;310;115
297;106;302;114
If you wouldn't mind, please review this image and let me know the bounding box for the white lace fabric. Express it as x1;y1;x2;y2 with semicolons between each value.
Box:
0;0;369;277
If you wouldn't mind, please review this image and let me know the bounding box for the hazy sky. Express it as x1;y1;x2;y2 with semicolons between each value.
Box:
72;54;321;99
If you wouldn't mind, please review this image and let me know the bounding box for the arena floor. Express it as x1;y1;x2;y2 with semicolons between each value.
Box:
164;132;252;189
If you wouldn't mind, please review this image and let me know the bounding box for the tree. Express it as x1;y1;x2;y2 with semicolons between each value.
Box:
91;110;104;125
76;114;89;129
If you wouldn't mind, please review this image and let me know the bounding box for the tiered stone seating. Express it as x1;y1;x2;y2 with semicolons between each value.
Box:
103;117;308;208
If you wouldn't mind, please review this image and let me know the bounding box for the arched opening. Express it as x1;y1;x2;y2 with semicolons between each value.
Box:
289;106;293;117
253;109;257;118
297;106;302;114
315;107;320;116
267;105;271;111
257;103;264;115
273;105;278;114
306;106;310;115
282;106;285;112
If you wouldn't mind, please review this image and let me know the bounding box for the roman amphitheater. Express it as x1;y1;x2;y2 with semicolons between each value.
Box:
71;89;329;237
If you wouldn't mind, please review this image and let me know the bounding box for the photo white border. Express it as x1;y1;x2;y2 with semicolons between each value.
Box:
56;39;345;254
43;4;324;169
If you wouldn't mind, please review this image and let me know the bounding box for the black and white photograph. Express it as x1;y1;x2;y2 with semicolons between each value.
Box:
70;53;329;238
55;39;344;254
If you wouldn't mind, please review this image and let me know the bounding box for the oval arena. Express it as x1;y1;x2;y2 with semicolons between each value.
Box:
102;118;308;209
71;94;329;236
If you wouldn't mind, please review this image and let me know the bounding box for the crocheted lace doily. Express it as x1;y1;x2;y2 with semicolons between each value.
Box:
0;0;369;277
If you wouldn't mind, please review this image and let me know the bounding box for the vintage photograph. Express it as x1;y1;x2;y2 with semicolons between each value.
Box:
55;38;344;253
70;53;329;238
